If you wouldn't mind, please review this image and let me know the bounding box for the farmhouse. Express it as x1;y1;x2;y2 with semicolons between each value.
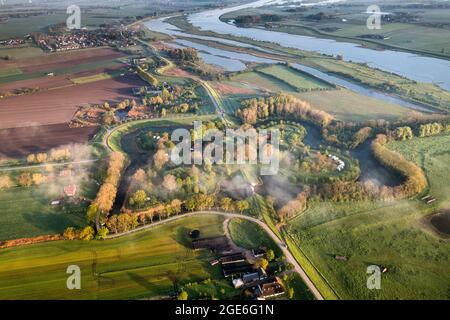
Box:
63;185;77;197
242;268;267;285
255;278;285;299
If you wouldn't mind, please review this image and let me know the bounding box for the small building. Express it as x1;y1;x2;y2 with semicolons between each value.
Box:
219;252;246;265
63;185;77;197
222;262;255;278
192;236;231;253
242;268;267;285
256;278;285;299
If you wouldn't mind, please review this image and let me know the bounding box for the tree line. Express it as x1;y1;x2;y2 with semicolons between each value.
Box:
87;152;126;227
371;134;427;198
136;66;159;87
236;94;334;127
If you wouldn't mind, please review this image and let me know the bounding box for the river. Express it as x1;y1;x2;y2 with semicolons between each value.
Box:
144;3;443;112
186;0;450;91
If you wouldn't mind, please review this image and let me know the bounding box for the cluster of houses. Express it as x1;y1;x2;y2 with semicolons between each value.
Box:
0;36;28;47
35;28;137;52
192;236;286;300
328;154;345;172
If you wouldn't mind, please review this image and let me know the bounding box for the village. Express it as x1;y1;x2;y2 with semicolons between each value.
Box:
34;27;138;52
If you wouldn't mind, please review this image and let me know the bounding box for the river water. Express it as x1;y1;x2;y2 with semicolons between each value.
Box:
146;17;435;112
186;0;450;91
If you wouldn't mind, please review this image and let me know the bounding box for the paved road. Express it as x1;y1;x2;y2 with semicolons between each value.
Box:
107;210;324;300
0;159;98;172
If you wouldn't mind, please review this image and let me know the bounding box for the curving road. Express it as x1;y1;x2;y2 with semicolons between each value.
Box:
107;210;324;300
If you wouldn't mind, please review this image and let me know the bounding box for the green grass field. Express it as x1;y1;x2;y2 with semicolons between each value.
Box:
294;89;412;122
219;70;414;122
0;215;240;300
0;186;87;241
0;181;97;241
257;64;333;91
387;134;450;208
285;134;450;299
232;72;294;93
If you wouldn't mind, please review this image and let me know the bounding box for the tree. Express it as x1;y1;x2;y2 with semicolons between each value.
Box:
288;287;295;300
129;189;147;208
0;175;13;190
102;110;116;125
236;200;250;213
178;291;188;300
86;204;99;224
220;197;234;212
185;197;197;212
153;149;169;170
106;215;119;234
171;199;182;215
394;126;413;141
32;173;44;185
265;249;275;262
79;226;95;241
17;173;32;187
162;174;177;192
63;227;77;240
36;153;48;163
138;214;147;226
131;169;146;185
255;257;269;270
26;154;36;164
96;227;109;240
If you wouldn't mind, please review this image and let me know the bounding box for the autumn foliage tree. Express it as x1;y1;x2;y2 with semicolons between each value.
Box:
236;94;334;127
91;152;125;222
278;189;309;220
372;134;427;198
0;175;13;190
